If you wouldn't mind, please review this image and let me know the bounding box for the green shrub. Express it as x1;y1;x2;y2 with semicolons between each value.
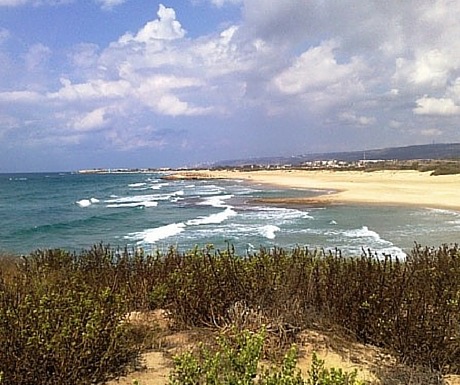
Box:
3;242;460;376
306;353;363;385
0;262;140;384
169;329;364;385
170;329;264;385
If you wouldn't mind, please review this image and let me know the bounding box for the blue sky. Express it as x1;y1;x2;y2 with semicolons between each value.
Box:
1;0;459;172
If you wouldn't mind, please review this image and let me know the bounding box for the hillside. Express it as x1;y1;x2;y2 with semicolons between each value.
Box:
213;143;460;167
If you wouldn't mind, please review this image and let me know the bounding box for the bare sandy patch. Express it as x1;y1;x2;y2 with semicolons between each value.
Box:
171;169;460;210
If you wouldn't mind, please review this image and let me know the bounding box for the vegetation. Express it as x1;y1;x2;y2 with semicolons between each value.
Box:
0;249;140;385
169;328;363;385
2;243;460;383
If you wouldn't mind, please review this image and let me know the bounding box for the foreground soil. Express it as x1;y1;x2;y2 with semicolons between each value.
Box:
108;310;460;385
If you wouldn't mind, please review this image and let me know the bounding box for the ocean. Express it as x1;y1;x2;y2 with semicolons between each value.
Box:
1;172;459;257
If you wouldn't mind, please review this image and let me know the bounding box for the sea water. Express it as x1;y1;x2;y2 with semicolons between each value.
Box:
1;172;459;257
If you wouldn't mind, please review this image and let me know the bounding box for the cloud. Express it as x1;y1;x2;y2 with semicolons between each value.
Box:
271;40;368;113
118;4;185;44
414;96;460;116
338;111;376;126
0;0;30;5
71;108;108;131
0;0;71;5
0;28;10;43
48;78;132;102
2;0;460;168
420;128;443;137
0;90;43;103
274;40;364;95
95;0;125;10
0;0;124;6
24;43;51;71
134;75;212;116
209;0;242;7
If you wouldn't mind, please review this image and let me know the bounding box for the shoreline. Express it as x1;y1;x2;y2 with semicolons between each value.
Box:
170;169;460;210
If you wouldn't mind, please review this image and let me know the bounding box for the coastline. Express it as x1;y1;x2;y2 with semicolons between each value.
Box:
170;169;460;210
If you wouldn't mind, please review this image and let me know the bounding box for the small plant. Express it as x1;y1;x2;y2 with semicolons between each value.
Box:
169;329;365;385
258;345;304;385
170;328;264;385
307;353;363;385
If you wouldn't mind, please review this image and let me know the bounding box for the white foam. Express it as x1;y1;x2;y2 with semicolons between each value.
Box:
126;223;186;243
76;199;92;207
198;195;234;208
427;208;460;217
259;225;280;239
187;207;237;226
343;226;386;242
105;193;171;207
107;201;158;208
9;177;28;181
76;197;99;207
193;185;226;196
253;206;313;221
129;182;147;188
150;182;170;190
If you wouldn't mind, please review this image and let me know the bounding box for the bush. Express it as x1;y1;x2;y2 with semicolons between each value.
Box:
157;244;460;373
169;328;364;385
3;242;460;376
0;252;140;385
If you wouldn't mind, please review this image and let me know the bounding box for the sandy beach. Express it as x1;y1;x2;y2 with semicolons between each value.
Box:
172;169;460;210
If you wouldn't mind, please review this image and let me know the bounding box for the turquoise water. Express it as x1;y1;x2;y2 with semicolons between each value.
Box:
1;172;459;256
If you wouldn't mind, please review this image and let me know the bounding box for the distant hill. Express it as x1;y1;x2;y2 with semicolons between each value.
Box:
212;143;460;167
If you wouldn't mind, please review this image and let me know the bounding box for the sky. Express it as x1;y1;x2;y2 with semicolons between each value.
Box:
0;0;459;172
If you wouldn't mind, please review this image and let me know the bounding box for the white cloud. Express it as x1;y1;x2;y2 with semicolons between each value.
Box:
3;0;460;163
71;108;108;131
68;43;99;69
96;0;125;10
48;78;132;102
273;41;364;95
410;49;453;87
395;49;457;90
421;128;443;137
389;120;402;129
339;111;376;126
0;0;71;5
0;90;43;103
0;28;10;44
118;4;185;44
271;40;368;113
0;0;29;5
135;75;212;116
24;43;51;71
0;0;119;6
414;96;460;116
448;78;460;102
209;0;242;7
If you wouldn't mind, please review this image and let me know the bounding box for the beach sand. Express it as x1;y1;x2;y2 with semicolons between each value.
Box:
171;169;460;210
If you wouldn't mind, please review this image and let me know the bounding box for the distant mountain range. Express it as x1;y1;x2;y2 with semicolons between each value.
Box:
212;143;460;167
